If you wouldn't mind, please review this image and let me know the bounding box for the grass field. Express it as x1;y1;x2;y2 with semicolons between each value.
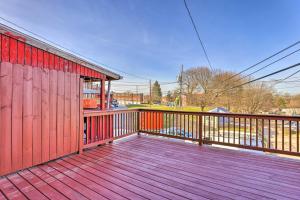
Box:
126;104;211;112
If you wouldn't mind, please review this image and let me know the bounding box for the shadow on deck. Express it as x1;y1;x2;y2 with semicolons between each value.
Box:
1;134;300;200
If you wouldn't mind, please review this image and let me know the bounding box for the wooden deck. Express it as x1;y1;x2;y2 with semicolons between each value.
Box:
1;134;300;200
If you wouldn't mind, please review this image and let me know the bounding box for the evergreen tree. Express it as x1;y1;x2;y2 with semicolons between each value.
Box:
151;80;162;103
166;91;173;102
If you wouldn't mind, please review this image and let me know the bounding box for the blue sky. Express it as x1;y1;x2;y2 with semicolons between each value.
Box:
1;0;300;94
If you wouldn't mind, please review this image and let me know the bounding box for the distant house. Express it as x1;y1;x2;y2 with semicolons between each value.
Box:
112;92;144;105
208;107;230;125
281;108;300;115
208;107;229;113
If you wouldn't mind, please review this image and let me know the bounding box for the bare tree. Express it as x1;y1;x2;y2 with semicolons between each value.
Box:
210;71;244;112
179;67;275;113
240;83;274;114
181;67;214;110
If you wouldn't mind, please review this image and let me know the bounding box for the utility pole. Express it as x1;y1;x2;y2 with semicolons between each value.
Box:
149;80;152;106
179;65;184;108
106;80;111;109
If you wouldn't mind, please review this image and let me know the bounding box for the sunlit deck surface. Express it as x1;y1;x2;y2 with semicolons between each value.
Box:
1;134;300;200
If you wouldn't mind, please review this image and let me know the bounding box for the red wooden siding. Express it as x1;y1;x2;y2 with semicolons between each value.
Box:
41;68;50;163
0;32;108;176
0;33;106;79
57;70;65;157
64;71;71;154
23;65;33;168
11;64;23;171
32;67;42;165
0;62;13;175
0;62;82;176
49;69;58;160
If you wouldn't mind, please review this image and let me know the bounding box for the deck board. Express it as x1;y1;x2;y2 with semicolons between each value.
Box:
1;134;300;200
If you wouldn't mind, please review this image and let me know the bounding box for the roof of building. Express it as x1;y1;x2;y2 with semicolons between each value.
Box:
208;107;229;113
0;23;122;80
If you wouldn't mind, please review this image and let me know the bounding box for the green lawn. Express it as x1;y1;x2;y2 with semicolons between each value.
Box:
126;104;211;112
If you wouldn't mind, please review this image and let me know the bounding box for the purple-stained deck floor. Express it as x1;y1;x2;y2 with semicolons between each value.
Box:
1;134;300;200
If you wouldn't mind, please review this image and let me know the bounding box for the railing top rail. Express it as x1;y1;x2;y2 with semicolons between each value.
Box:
84;109;139;117
83;108;300;120
137;108;300;121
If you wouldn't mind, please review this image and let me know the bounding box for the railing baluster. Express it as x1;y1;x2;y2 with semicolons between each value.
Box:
87;116;90;144
208;116;211;140
228;117;230;143
196;115;198;140
166;112;168;135
126;112;129;134
179;113;182;138
244;118;246;146
233;117;235;144
275;120;278;150
188;114;190;139
203;116;206;140
268;119;271;149
173;113;175;136
199;115;203;145
282;120;284;151
157;112;159;134
256;118;258;147
218;116;220;142
213;116;215;142
184;114;186;139
262;119;264;148
238;118;241;145
297;120;299;153
222;116;225;142
289;120;292;152
250;118;252;146
121;112;123;135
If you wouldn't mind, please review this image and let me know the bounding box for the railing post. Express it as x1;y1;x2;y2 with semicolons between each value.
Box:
78;78;84;154
137;111;141;135
199;114;203;145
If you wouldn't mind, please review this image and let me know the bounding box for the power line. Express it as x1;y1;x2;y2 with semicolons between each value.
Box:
217;62;300;95
0;16;150;80
113;81;149;84
160;81;178;85
272;68;300;86
261;77;300;82
111;83;149;87
183;0;213;70
275;85;300;90
221;41;300;84
232;48;300;83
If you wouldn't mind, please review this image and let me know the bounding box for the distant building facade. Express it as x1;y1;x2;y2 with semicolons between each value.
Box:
281;108;300;115
112;92;144;105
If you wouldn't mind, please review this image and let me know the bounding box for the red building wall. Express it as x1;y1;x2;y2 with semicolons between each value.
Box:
0;33;106;176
